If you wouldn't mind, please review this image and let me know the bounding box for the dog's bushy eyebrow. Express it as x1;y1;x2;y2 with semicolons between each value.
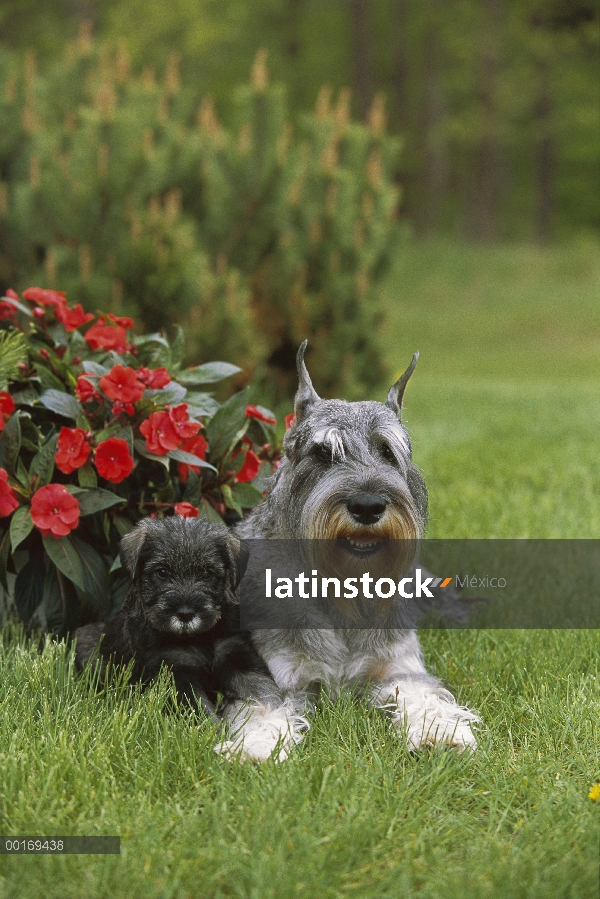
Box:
310;427;346;461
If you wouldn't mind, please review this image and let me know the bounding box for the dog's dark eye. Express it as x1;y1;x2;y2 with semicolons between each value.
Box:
155;567;169;579
380;443;397;465
312;443;332;463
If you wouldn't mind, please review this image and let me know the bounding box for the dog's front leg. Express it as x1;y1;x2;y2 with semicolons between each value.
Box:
216;690;310;763
370;675;479;751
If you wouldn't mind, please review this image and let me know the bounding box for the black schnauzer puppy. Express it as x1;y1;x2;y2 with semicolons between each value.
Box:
75;517;280;720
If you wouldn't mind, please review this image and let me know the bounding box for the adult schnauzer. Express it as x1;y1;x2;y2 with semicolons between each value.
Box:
221;342;479;761
75;517;281;730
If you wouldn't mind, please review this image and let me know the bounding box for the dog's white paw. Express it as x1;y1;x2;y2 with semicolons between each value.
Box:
385;689;480;752
215;701;309;763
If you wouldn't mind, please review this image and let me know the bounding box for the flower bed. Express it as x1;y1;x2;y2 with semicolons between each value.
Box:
0;287;282;633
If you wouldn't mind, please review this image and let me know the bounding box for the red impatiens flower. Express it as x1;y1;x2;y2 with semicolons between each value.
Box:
174;502;199;519
139;410;180;455
99;365;145;404
169;404;201;441
94;437;135;483
137;366;171;389
246;405;277;426
111;401;135;417
56;303;94;332
0;468;19;517
23;287;67;308
107;313;135;329
284;413;296;430
75;374;99;404
55;427;91;474
0;391;15;432
30;484;80;537
236;449;261;483
177;434;209;483
0;289;19;323
84;317;129;352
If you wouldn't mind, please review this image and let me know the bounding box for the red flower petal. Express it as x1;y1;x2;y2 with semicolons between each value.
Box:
236;449;261;483
55;427;91;474
174;502;199;518
100;365;145;404
94;437;135;483
246;405;277;425
30;484;80;537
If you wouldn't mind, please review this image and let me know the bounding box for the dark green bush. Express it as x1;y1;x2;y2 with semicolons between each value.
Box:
0;39;402;399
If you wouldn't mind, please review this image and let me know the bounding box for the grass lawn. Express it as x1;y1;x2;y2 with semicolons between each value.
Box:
0;239;598;898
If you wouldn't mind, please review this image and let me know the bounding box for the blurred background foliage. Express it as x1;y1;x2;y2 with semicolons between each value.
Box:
0;0;597;400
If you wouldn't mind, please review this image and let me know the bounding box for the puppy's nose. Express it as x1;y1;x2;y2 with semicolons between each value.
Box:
347;493;387;525
177;607;196;623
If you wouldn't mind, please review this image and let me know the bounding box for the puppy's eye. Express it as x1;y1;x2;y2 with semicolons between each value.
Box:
155;567;169;579
380;443;397;465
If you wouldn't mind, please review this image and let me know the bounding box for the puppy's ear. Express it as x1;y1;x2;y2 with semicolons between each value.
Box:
223;533;249;593
120;519;152;580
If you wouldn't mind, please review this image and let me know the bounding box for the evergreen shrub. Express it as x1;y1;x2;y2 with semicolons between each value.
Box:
0;38;403;399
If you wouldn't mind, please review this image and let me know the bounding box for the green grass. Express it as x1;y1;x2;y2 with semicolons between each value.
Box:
1;239;599;898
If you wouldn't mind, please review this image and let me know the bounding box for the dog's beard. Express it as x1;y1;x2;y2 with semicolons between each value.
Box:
167;614;205;635
298;500;422;624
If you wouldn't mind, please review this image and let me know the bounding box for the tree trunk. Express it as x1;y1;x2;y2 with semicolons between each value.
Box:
465;0;504;241
533;56;554;241
418;5;448;236
348;0;375;120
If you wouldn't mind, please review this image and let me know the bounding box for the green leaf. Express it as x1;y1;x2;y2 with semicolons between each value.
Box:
39;389;80;420
15;457;29;487
111;515;133;537
177;361;242;386
36;366;66;392
168;448;216;472
42;533;108;602
221;483;242;516
184;392;220;418
198;498;225;524
78;462;97;488
81;361;108;376
67;488;125;516
183;471;202;506
0;412;21;475
10;386;38;407
134;439;170;469
0;529;10;592
109;555;122;572
205;388;249;464
9;506;33;552
14;563;44;622
169;325;185;369
144;383;187;406
230;482;264;509
0;331;28;390
42;565;68;633
134;333;170;350
30;433;58;488
1;294;32;317
43;533;87;593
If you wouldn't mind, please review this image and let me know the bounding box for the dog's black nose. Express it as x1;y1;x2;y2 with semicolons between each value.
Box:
346;493;387;525
177;607;196;623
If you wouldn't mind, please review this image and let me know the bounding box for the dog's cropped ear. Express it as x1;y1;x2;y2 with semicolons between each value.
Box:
385;352;419;420
294;340;320;424
119;519;152;580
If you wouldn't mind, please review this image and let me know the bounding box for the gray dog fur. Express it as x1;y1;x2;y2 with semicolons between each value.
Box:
218;342;480;762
